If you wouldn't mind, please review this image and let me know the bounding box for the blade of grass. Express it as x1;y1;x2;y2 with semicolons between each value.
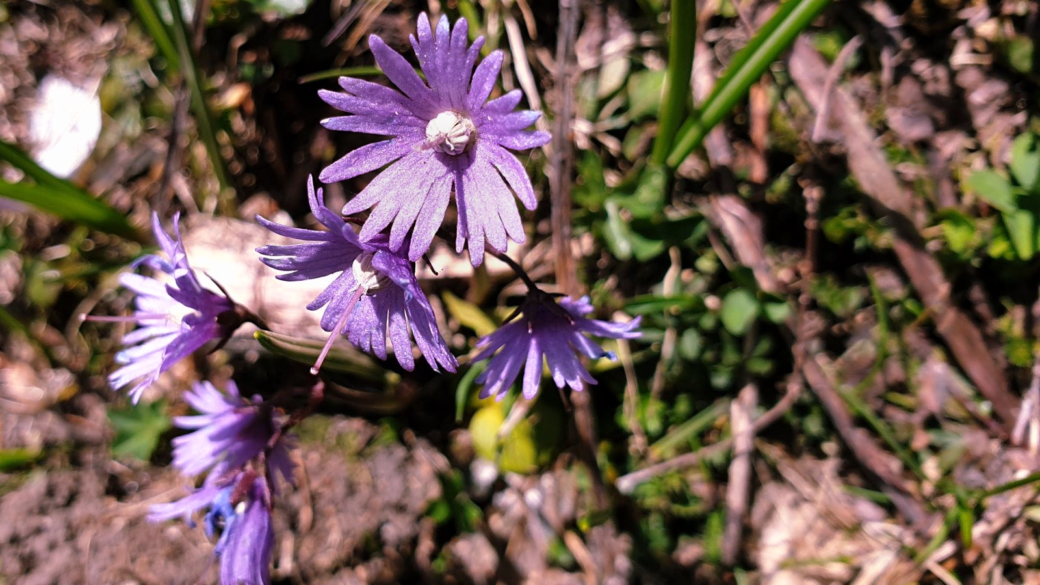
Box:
978;470;1040;499
0;181;139;240
0;140;81;195
649;398;729;459
666;0;831;168
166;0;231;195
649;0;696;166
130;0;181;71
837;276;927;481
297;66;383;84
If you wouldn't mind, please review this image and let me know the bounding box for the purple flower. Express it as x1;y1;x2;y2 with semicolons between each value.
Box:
473;294;641;400
101;213;235;403
171;380;294;482
256;177;457;375
149;471;275;585
318;13;550;266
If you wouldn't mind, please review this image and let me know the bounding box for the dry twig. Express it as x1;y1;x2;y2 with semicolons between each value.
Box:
721;384;757;566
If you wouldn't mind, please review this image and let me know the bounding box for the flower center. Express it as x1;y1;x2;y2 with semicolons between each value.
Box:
352;253;392;294
425;111;476;155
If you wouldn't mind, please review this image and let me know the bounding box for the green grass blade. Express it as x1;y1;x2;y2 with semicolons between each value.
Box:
166;0;231;194
0;140;84;195
129;0;181;71
666;0;831;167
650;0;696;166
0;181;138;239
297;66;383;84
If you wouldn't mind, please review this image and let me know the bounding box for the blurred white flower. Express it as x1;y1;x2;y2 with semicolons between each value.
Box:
29;75;101;178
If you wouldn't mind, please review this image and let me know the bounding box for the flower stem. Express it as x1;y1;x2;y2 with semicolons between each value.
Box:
489;250;540;293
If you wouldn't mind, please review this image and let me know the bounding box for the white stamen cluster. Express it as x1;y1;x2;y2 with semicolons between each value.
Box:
352;253;393;293
425;111;476;155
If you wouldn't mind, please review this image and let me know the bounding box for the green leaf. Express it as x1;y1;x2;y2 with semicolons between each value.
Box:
128;0;181;71
469;404;505;461
0;448;42;471
603;198;667;261
678;328;703;360
499;419;538;473
0;140;81;195
958;506;974;549
442;291;497;336
720;288;759;335
0;180;138;240
1004;208;1036;260
627;166;669;219
966;170;1016;213
649;399;728;459
1011;133;1040;192
426;499;452;524
667;0;832;167
937;209;977;255
574;150;608;209
762;300;793;324
627;69;667;121
108;400;171;461
166;0;231;194
811;275;867;318
456;361;487;422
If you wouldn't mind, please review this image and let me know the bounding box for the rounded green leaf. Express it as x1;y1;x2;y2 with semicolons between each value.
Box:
720;288;760;335
966;170;1016;214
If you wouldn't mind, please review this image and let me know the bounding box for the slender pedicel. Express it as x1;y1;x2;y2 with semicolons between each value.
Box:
80;313;172;323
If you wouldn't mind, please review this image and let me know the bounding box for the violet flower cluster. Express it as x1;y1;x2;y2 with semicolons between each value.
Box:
87;11;641;585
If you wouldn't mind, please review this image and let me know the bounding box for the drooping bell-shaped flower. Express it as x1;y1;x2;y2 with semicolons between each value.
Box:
256;177;457;375
149;470;276;585
473;293;641;400
170;380;294;482
91;213;238;403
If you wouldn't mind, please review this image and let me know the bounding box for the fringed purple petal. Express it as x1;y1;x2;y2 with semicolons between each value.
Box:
219;478;274;585
147;484;222;524
369;36;436;106
482;142;540;209
319;135;417;184
480;90;524;116
522;339;543;399
466;50;504;112
480;110;542;136
494;130;553;151
404;292;457;373
386;293;415;371
348;150;445;241
408;171;454;261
